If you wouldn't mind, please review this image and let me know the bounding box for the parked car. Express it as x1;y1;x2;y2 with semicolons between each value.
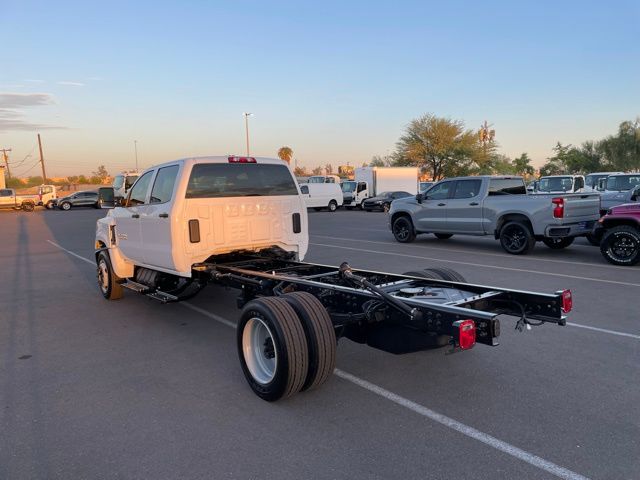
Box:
362;191;413;212
57;191;99;210
0;188;36;211
389;176;601;254
299;183;343;212
592;203;640;266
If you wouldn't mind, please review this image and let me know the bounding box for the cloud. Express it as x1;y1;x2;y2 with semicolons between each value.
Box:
57;81;85;87
87;76;102;81
0;92;65;132
24;79;45;83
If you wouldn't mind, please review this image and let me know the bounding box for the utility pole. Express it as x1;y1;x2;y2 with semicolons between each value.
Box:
243;112;253;156
37;134;47;183
134;140;139;171
1;148;11;179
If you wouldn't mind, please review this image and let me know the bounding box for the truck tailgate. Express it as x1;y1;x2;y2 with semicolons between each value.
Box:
563;194;600;220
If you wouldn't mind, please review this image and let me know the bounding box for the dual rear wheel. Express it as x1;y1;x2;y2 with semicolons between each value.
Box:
237;292;337;401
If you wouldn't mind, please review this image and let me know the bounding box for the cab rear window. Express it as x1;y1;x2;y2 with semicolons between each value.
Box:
186;163;298;198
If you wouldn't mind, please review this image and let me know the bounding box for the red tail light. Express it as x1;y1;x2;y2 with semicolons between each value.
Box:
552;197;564;218
228;156;256;163
561;289;572;313
453;319;476;350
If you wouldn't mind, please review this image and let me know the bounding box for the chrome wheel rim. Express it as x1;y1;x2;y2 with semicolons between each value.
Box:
242;317;277;385
98;259;109;294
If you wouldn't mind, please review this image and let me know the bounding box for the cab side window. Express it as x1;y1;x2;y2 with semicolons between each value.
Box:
0;189;12;197
453;179;481;199
150;165;179;204
127;171;154;206
426;181;452;200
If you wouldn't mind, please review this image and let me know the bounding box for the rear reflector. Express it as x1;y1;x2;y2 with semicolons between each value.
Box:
453;319;476;350
561;289;572;313
552;197;564;218
228;156;257;163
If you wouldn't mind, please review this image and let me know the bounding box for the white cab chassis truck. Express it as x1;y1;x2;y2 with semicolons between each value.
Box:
95;156;573;401
342;167;419;209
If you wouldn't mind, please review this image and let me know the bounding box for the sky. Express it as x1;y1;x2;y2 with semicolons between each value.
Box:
1;0;639;177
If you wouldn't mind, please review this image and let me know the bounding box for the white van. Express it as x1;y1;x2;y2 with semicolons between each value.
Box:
299;183;343;211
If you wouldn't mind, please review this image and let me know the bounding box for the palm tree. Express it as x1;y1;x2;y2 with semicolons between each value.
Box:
277;146;293;164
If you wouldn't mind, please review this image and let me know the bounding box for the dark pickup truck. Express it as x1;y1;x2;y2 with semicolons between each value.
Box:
593;203;640;266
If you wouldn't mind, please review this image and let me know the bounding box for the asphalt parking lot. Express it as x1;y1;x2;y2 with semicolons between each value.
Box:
1;208;638;480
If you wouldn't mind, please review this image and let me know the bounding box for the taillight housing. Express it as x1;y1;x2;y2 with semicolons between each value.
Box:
228;156;256;163
552;197;564;218
560;289;572;313
453;319;476;350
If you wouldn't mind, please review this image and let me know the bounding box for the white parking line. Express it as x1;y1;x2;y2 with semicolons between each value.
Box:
310;242;640;288
566;322;640;340
312;234;620;270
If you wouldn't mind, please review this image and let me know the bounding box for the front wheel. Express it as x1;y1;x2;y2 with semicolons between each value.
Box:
542;237;575;249
499;221;535;255
585;233;600;246
328;200;338;212
600;226;640;266
60;202;71;211
392;216;416;243
97;252;124;300
382;203;391;213
45;200;55;209
238;297;309;401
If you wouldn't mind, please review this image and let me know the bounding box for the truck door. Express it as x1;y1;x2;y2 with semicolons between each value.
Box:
415;181;453;232
299;184;313;207
140;165;180;269
445;179;483;232
113;171;154;262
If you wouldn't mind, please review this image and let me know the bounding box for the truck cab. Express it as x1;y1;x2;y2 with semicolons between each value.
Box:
535;175;585;194
96;156;308;278
112;171;139;202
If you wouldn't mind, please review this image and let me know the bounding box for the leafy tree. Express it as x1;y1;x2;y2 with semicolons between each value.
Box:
369;156;385;167
78;175;89;184
489;154;516;175
600;118;640;171
324;163;333;174
92;165;109;183
67;175;79;184
277;146;293;164
512;153;535;177
311;166;323;175
369;154;397;167
395;114;477;180
293;166;307;177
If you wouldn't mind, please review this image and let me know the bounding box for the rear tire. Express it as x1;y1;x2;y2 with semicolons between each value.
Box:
542;237;575;249
328;200;338;212
434;233;453;240
21;202;35;212
499;221;535;255
282;292;336;391
97;252;123;300
392;216;416;243
238;297;309;401
599;226;640;266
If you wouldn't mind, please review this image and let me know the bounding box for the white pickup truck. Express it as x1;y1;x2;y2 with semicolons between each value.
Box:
95;156;574;401
0;188;37;211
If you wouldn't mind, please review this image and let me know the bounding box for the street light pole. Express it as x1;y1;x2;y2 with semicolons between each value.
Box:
243;112;253;156
134;140;139;171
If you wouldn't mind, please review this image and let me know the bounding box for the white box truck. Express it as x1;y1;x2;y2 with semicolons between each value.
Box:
341;166;419;209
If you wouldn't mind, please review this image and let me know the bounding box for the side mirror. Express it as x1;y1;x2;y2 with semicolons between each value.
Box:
416;193;423;204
